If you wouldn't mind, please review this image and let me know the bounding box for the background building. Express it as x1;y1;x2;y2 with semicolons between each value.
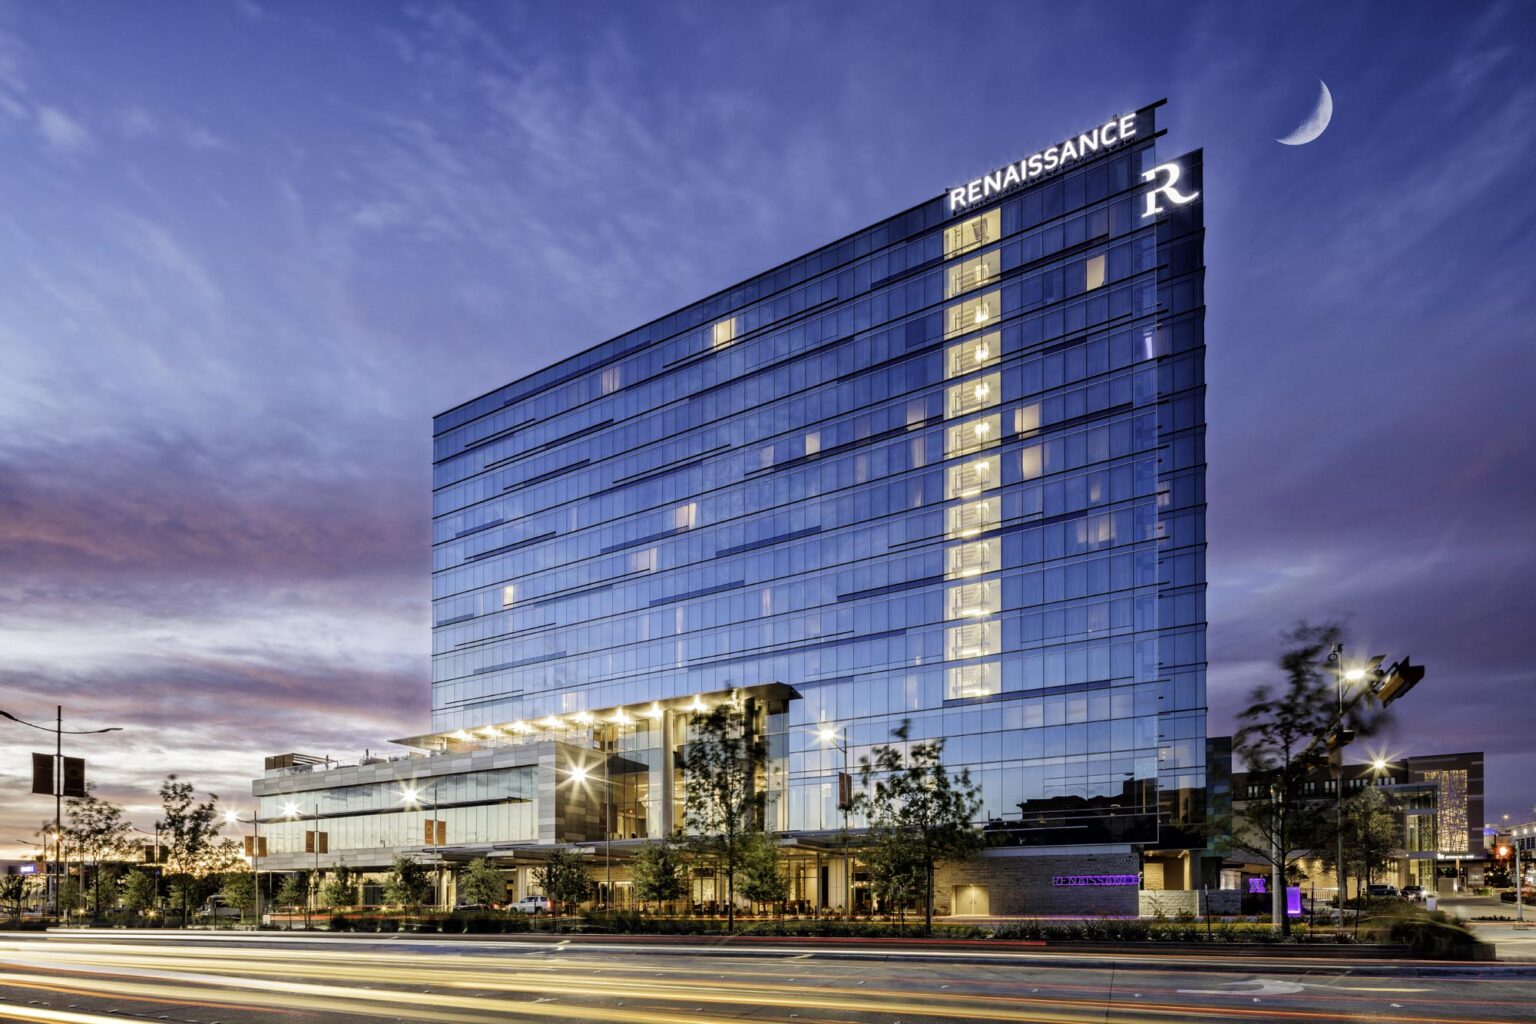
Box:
1228;750;1486;897
255;99;1209;916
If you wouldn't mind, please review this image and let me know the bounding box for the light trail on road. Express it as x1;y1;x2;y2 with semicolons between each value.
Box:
0;933;1531;1024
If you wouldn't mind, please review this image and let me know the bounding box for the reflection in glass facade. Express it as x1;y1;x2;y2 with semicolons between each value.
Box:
426;101;1207;853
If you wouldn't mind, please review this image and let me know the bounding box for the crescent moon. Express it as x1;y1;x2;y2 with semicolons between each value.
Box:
1276;80;1333;146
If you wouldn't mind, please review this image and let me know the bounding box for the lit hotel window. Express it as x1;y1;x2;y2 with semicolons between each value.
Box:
1085;253;1107;291
946;455;999;500
601;365;622;395
946;579;999;620
944;290;1001;340
1020;445;1043;480
632;547;657;573
711;318;737;348
945;249;1001;299
945;331;999;379
1015;403;1041;435
946;662;1001;700
945;414;1000;458
673;503;698;530
945;620;1001;661
946;372;1000;418
804;431;821;456
946;499;999;539
943;207;1000;259
501;585;516;607
946;537;999;579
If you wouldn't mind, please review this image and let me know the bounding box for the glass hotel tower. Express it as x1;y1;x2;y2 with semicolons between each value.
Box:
256;100;1210;913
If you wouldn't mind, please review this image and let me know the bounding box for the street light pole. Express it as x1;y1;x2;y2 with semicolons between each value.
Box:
1331;644;1347;916
225;810;263;927
818;725;851;917
0;705;123;921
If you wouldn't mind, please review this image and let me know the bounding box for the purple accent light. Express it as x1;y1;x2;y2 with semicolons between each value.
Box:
1286;886;1303;917
1051;874;1140;887
1248;877;1267;894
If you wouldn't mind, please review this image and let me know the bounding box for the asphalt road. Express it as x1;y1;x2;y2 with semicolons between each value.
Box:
0;930;1532;1024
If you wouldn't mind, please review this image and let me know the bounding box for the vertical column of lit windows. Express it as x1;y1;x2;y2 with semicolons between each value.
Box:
941;208;1005;701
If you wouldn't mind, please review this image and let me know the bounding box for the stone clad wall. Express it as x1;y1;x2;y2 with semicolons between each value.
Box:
934;850;1141;916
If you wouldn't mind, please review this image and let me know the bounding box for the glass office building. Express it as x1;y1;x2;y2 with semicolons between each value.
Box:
256;100;1209;914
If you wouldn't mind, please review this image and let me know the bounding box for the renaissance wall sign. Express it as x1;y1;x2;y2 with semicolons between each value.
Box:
1052;874;1140;887
948;113;1138;214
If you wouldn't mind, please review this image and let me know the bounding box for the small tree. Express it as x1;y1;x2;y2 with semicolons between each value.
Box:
861;824;926;923
384;857;435;908
63;788;133;923
851;721;982;934
58;876;86;918
1231;622;1387;934
455;857;504;908
1327;785;1405;917
275;872;311;910
0;875;26;925
320;866;359;909
122;870;158;919
156;776;225;927
631;838;687;911
533;849;591;932
682;699;766;933
221;870;256;923
737;831;789;916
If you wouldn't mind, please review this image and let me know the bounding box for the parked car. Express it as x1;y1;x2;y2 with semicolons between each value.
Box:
510;895;551;915
1366;884;1401;899
195;894;243;921
454;901;497;912
1401;885;1427;902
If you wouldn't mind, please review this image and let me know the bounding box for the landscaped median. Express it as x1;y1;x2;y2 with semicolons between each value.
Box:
298;905;1495;960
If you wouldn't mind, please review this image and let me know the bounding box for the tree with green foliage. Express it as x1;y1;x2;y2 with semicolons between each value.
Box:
1231;622;1387;934
122;870;158;919
532;849;591;931
383;856;435;908
455;857;504;908
1328;785;1406;898
861;823;926;923
156;775;227;926
320;866;359;909
1;874;27;925
63;788;133;923
221;870;256;923
57;876;85;918
275;871;311;910
737;831;789;915
682;698;766;932
631;838;687;910
851;720;982;934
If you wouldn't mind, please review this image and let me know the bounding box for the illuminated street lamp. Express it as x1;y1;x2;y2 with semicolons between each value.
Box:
282;800;321;927
817;724;853;917
223;808;264;926
400;781;446;909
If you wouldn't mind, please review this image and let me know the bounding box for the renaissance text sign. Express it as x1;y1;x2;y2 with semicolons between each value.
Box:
1052;874;1140;887
948;113;1138;214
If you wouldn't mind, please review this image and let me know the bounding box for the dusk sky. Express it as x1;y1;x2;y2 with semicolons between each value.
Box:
2;1;1533;854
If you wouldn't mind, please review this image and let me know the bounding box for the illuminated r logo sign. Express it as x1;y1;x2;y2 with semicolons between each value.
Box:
1141;162;1199;218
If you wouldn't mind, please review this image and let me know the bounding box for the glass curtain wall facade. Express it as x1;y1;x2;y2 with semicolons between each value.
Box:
429;100;1207;850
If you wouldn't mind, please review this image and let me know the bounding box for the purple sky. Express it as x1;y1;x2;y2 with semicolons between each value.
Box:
2;2;1534;854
